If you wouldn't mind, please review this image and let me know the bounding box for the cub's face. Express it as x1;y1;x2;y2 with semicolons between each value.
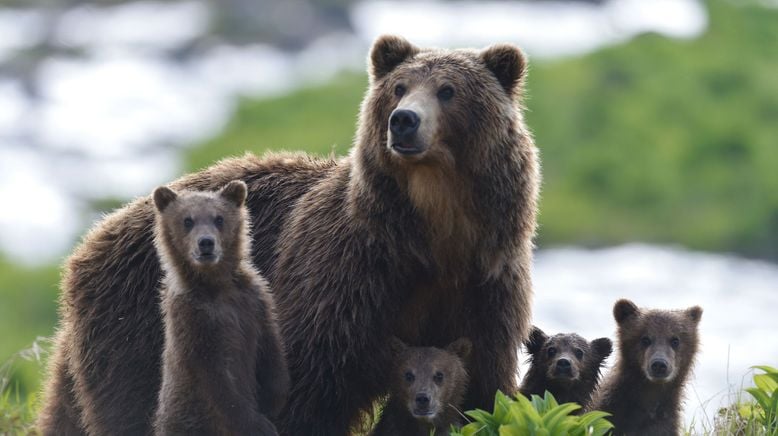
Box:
390;337;471;422
152;181;247;268
613;299;703;383
364;35;526;169
525;327;612;384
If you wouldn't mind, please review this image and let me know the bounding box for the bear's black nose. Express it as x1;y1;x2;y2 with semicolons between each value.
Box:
557;358;571;369
650;359;669;377
389;109;420;138
415;393;430;407
198;236;215;255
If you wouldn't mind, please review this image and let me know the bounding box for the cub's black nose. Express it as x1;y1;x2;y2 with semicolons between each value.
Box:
650;359;669;377
390;109;420;138
415;393;430;407
557;358;571;369
198;236;215;255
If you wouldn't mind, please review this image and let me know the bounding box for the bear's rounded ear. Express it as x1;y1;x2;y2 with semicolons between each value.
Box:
686;306;703;325
369;35;419;81
152;186;177;212
389;336;408;358
613;299;640;324
447;337;472;361
591;337;613;361
525;326;547;355
220;180;247;207
480;43;527;97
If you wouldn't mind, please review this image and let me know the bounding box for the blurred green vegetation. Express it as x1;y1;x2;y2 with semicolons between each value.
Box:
1;0;776;415
189;0;778;259
0;258;58;404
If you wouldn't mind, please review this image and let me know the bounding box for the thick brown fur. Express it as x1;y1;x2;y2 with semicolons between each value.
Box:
151;181;288;435
371;338;471;436
519;326;612;410
37;35;540;436
588;299;703;436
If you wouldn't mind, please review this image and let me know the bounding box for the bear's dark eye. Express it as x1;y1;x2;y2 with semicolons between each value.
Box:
641;336;652;347
437;85;455;101
547;347;557;358
404;371;415;383
670;337;680;349
574;348;584;360
215;216;224;227
433;371;444;384
394;84;406;97
183;217;194;230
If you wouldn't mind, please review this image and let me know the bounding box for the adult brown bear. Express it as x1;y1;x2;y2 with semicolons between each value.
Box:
37;35;540;436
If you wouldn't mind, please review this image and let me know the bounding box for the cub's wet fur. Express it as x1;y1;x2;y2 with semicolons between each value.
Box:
589;299;702;436
371;337;471;436
152;181;289;435
520;326;612;410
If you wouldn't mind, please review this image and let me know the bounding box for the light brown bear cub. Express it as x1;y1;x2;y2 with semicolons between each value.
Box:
371;337;472;436
589;299;702;436
520;326;612;410
151;180;289;435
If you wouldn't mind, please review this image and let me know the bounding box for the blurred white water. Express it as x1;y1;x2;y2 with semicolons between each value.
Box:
529;244;778;429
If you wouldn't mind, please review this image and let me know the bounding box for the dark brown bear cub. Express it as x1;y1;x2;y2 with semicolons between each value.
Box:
519;326;612;410
151;181;289;435
371;338;471;436
589;299;702;436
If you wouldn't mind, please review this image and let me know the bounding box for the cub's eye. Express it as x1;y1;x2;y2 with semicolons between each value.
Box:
183;217;194;229
433;371;444;384
670;337;680;349
641;336;652;347
437;85;455;101
404;371;415;383
574;348;584;360
215;216;224;227
394;84;406;97
547;347;557;358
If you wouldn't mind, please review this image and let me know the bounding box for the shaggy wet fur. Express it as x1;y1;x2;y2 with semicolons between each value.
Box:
588;299;702;436
151;181;288;435
37;35;540;436
371;338;471;436
519;327;612;410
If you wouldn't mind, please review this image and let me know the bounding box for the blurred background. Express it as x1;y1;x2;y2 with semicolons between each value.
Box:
0;0;776;430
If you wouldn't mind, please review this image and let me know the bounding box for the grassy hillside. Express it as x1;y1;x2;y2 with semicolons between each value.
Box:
187;0;778;258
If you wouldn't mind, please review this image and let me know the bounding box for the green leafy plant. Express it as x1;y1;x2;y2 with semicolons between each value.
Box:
743;366;778;431
451;390;612;436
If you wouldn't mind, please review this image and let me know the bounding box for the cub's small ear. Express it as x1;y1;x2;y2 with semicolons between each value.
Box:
525;326;547;355
591;337;613;361
369;35;419;81
152;186;177;212
220;180;247;207
686;306;703;325
480;43;527;97
389;336;408;358
613;299;640;325
447;337;472;361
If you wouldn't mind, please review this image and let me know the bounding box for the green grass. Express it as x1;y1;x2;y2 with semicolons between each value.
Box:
0;258;59;403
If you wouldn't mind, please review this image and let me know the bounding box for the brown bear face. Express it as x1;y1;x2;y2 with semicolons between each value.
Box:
613;299;702;384
362;35;526;172
525;327;613;385
152;180;248;268
389;337;471;422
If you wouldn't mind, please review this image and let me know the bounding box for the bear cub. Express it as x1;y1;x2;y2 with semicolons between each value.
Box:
589;299;702;436
371;337;472;436
520;326;612;410
151;180;289;435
